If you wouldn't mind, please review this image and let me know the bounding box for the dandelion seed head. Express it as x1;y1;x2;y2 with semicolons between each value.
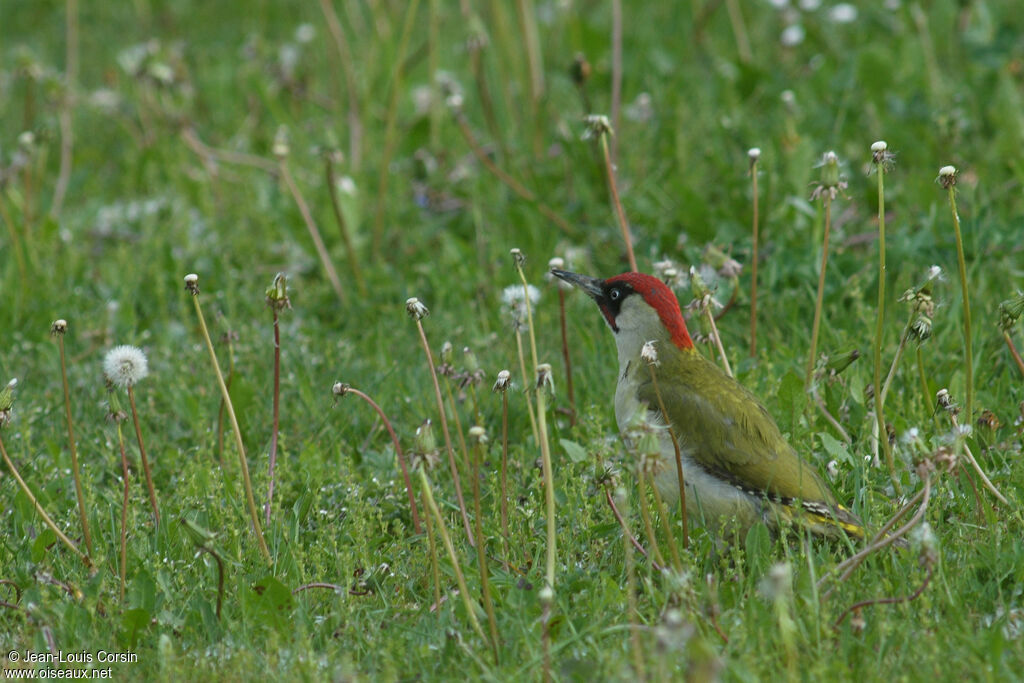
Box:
826;460;839;479
405;297;429;320
911;521;939;568
780;24;805;47
295;24;315;44
937;165;958;189
103;345;148;388
502;284;541;311
335;175;356;196
468;425;488;445
582;114;613;139
493;370;512;393
272;126;290;159
829;3;858;23
641;340;660;366
759;562;793;601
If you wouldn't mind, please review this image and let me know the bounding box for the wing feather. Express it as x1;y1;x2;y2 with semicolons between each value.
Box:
636;351;835;505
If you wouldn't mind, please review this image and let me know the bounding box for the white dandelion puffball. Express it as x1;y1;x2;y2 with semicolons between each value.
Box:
502;284;541;308
104;345;149;388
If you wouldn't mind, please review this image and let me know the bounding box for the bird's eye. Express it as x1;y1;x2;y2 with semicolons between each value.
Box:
609;288;621;301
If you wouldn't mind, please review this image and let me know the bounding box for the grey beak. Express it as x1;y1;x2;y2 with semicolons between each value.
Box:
551;269;604;300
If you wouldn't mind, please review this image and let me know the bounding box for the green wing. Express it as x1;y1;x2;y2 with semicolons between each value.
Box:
636;351;835;505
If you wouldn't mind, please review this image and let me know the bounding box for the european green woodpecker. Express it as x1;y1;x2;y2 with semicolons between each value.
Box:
552;269;864;541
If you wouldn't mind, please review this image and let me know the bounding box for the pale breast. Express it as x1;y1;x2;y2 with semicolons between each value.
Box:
614;356;761;534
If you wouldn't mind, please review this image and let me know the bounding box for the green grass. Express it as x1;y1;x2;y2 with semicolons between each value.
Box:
2;0;1024;679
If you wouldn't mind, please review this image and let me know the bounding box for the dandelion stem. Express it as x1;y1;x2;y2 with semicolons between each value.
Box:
805;196;832;389
514;259;541;443
514;328;539;443
499;389;511;567
418;467;487;642
470;437;501;663
948;413;1009;505
515;265;540;372
537;386;557;591
344;387;421;533
598;131;637;272
834;565;934;629
557;288;577;426
190;292;271;562
881;321;912;406
421;490;442;618
648;366;688;549
636;468;665;568
604;487;659;569
1003;331;1024;378
0;434;89;567
443;376;471;472
648;469;681;570
874;161;897;487
415;319;475;545
819;475;932;597
704;305;733;378
127;385;159;527
749;155;760;357
116;422;130;601
56;332;92;555
948;185;974;422
215;323;234;471
265;307;282;526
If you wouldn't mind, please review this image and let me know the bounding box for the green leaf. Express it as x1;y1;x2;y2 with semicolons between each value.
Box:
777;370;807;435
120;608;151;649
31;528;56;563
818;432;852;465
559;439;589;464
744;522;771;574
248;576;294;628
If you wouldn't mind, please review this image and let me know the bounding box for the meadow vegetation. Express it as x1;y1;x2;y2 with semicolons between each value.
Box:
1;0;1024;679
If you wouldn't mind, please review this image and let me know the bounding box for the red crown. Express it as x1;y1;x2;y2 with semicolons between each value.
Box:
607;272;694;350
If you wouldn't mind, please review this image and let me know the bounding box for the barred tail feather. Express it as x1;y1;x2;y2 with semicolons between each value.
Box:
769;500;866;540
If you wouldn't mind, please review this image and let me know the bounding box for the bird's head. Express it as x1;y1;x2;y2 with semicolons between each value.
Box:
551;269;694;351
